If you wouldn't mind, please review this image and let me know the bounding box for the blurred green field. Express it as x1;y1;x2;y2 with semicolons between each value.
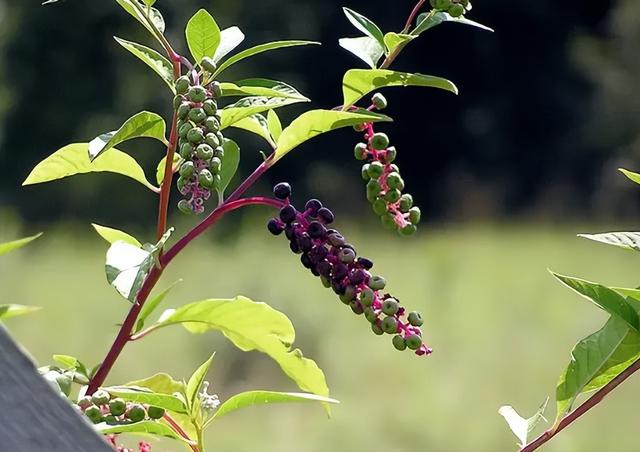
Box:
2;220;640;452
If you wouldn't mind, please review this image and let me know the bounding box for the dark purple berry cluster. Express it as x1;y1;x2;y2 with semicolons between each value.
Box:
429;0;471;17
77;389;165;425
174;73;225;215
354;94;421;236
267;183;431;356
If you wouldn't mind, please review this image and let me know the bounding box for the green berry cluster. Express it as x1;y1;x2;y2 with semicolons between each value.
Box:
174;69;225;215
429;0;472;18
77;389;165;425
355;94;421;236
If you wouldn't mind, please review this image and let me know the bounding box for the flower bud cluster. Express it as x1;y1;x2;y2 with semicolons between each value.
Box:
174;72;225;215
429;0;472;17
77;389;165;426
267;183;431;356
355;94;421;236
199;381;221;413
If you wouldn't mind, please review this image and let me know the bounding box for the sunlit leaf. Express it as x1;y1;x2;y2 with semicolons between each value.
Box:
114;0;165;40
383;32;415;54
0;233;42;257
220;79;308;100
498;399;548;448
156;153;181;186
220;96;306;129
342;8;386;52
92;224;142;247
114;37;175;93
620;168;640;186
0;305;41;320
214;26;245;63
186;354;215;409
228;114;275;148
578;232;640;252
217;138;241;198
135;280;182;334
185;9;221;63
339;36;385;69
103;386;188;413
267;110;282;142
126;373;186;395
95;420;189;443
412;11;493;36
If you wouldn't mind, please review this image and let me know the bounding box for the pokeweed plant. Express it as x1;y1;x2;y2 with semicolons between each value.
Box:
499;168;640;450
22;0;490;450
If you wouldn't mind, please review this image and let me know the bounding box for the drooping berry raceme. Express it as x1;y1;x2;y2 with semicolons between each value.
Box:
76;389;166;427
267;183;432;356
174;63;225;215
354;94;421;236
429;0;472;18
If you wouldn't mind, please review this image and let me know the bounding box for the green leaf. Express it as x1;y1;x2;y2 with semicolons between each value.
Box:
267;110;282;142
214;26;245;64
553;273;640;332
0;233;42;257
92;224;142;248
114;37;175;93
185;9;221;63
142;0;156;6
52;355;80;370
88;111;167;161
23;143;158;192
342;8;386;51
114;0;165;39
220;79;308;100
214;41;320;77
151;297;331;405
498;399;548;448
339;36;385;69
105;242;153;303
126;373;186;395
412;11;494;36
209;391;339;423
228;114;275;148
135;280;182;334
383;32;416;55
274;109;392;163
217;138;241;198
0;304;40;320
220;96;306;130
104;386;188;413
556;316;640;419
186;354;215;409
578;232;640;252
620;168;640;186
156;153;181;186
342;69;458;109
96;420;190;443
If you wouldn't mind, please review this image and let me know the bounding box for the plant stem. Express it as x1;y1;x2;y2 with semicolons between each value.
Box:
402;0;427;33
164;413;199;452
156;111;179;241
521;356;640;451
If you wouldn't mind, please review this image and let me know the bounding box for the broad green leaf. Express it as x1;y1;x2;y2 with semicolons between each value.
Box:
52;355;80;370
498;398;548;448
0;233;42;257
342;8;386;51
209;391;339;423
186;354;215;409
221;96;306;129
151;297;331;404
383;32;416;54
0;304;40;320
217;138;241;198
143;0;156;7
556;316;639;419
114;37;174;93
228;114;275;148
342;69;458;109
114;0;166;39
412;11;494;36
553;273;640;332
267;110;282;142
135;280;182;334
104;386;188;413
220;79;308;100
274;109;392;162
620;168;640;186
96;420;189;443
186;9;221;63
339;36;385;69
214;41;320;77
156;153;181;186
126;373;186;395
88;111;167;161
23;143;158;192
214;26;245;64
92;224;142;248
579;232;640;252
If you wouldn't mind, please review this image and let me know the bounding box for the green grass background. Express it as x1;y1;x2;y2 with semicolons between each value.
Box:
2;219;639;451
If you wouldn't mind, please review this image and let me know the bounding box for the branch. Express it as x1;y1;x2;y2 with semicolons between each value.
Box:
163;413;199;452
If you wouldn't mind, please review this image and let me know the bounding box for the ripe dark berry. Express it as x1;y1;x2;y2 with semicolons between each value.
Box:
408;311;423;327
279;205;297;224
392;335;407;351
305;198;323;214
125;404;147;422
317;207;335;224
308;221;327;239
108;398;126;416
147;406;165;420
273;182;292;199
382;298;400;316
357;257;374;270
267;219;283;235
406;334;423;350
370;133;390;151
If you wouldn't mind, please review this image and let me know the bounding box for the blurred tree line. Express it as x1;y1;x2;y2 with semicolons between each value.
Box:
1;0;638;227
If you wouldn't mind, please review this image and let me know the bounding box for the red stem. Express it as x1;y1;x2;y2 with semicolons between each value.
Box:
402;0;427;33
522;356;640;451
164;413;199;452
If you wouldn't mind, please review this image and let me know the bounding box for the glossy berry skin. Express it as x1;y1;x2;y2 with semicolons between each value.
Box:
382;316;398;334
273;182;292;200
175;76;190;94
125;404;147;423
392;335;407;351
408;311;423;327
382;298;399;316
370;133;390;151
84;405;103;424
188;85;207;103
371;93;388;110
406;334;423;350
147;406;165;420
108;398;126;416
91;389;110;406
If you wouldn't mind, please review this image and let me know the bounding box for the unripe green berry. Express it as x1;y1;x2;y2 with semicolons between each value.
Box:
320;275;331;288
448;3;465;17
77;396;93;411
84;405;103;424
354;143;368;161
364;307;378;323
399;194;414;212
366;179;382;202
199;169;214;188
189;108;207;123
435;0;452;9
187;127;205;144
91;389;110;406
108;398;126;416
176;176;188;193
359;287;375;307
372;198;388;216
367;161;385;179
214;145;225;158
204;116;220;133
371;323;384;336
173;95;184;110
205;133;220;148
125;404;147;423
179;121;195;139
179;142;194;159
408;311;424;327
370;133;390;151
203;99;218;116
350;300;364;315
175;76;191;95
409;207;421;224
392;335;407;351
104;415;119;426
382;146;397;164
385;189;402;204
382;298;399;316
406;334;423;350
188;85;207;103
210;157;222;173
361;164;371;181
368;275;386;291
386;172;404;191
381;212;397;230
201;57;217;73
353;123;367;132
178;199;193;214
371;93;388;110
147;406;165;420
210;81;223;98
196;143;214;160
399;224;418;236
381;316;398;334
177;103;190;120
179;161;195;178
